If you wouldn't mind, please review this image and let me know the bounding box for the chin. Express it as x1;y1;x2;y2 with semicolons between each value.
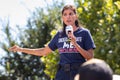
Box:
67;24;72;26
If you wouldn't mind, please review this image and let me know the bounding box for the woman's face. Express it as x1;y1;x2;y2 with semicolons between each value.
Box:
62;9;77;26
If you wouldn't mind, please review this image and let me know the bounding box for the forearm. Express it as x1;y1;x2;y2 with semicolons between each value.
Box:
19;48;45;56
73;42;94;60
9;45;52;56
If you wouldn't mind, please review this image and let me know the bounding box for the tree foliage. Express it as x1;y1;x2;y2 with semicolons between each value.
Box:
0;0;64;80
75;0;120;74
0;21;50;80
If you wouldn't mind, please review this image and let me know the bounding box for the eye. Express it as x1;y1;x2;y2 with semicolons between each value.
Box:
63;13;67;16
69;12;74;16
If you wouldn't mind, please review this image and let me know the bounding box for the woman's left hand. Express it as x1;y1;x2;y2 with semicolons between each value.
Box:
67;32;76;45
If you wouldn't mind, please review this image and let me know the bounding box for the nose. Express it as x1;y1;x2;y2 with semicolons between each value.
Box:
66;14;70;18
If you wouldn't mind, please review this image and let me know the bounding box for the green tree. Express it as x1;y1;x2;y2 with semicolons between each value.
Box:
75;0;120;74
0;20;50;80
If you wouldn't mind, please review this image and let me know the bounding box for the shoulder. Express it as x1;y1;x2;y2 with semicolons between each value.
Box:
52;30;63;38
57;29;66;37
81;27;89;32
76;27;90;34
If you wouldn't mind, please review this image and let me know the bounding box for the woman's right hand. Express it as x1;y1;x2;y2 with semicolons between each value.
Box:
9;45;22;52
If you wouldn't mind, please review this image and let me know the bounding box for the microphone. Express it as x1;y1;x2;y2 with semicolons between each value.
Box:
66;25;73;35
66;25;73;42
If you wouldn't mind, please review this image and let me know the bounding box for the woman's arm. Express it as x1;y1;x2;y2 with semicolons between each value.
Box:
73;42;94;60
68;32;94;60
9;45;52;56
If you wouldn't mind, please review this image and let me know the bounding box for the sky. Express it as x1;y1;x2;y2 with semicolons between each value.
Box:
0;0;74;27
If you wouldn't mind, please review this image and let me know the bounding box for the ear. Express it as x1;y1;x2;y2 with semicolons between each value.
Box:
75;14;78;20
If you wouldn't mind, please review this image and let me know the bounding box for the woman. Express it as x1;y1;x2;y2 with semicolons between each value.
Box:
9;5;96;80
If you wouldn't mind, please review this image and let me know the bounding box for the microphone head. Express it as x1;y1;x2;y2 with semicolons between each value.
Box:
66;25;73;35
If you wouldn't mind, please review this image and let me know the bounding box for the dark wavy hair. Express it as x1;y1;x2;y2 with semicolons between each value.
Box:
61;5;80;34
78;59;113;80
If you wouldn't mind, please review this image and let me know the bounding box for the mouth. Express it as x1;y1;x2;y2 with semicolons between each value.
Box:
66;20;71;23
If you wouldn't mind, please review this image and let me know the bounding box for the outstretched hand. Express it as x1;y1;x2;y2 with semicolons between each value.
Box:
9;45;21;52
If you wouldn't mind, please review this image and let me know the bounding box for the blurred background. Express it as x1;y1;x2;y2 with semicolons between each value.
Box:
0;0;120;80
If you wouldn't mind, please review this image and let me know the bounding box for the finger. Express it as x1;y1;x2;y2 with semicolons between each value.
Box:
13;51;16;53
9;47;15;51
9;46;17;51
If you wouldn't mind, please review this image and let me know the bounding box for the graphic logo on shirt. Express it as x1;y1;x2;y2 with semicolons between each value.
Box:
58;37;82;43
58;37;82;53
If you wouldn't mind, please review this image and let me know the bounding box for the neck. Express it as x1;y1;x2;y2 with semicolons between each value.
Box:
72;25;79;32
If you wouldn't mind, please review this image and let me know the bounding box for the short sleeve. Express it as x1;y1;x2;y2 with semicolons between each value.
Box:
48;32;59;51
84;30;96;50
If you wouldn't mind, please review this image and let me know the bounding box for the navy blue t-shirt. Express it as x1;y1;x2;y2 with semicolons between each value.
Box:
48;27;96;65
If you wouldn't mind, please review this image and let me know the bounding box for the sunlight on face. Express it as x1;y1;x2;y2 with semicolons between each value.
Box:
62;9;77;26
